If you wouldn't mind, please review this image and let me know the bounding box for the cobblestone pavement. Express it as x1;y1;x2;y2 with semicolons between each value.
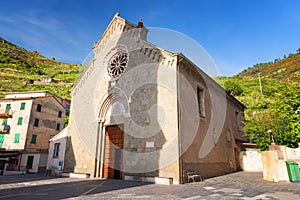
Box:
0;172;299;200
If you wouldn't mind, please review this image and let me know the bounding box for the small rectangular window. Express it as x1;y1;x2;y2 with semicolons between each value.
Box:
197;88;205;117
0;134;4;148
53;143;60;158
65;104;70;109
58;111;62;118
2;118;8;125
31;134;37;144
20;102;26;110
34;118;39;127
0;134;5;143
17;117;23;125
37;104;42;112
14;133;20;143
56;123;60;131
5;104;11;113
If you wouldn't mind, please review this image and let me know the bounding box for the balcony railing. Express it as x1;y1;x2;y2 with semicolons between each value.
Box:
0;108;13;118
0;125;10;134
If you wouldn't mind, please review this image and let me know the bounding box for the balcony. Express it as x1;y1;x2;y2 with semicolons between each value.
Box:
0;108;13;118
0;125;10;134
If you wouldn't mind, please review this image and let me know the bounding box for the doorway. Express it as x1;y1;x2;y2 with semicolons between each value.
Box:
27;156;34;169
103;125;124;179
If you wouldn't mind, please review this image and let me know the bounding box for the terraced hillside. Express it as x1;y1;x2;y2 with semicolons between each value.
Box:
238;50;300;82
216;48;300;150
0;37;82;98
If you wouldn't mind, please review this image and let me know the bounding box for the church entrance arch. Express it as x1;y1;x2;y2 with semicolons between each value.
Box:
95;90;128;179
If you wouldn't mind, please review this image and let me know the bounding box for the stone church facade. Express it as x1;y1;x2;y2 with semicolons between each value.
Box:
64;13;247;184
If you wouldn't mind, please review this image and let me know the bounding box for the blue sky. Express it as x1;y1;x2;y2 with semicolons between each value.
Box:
1;0;300;76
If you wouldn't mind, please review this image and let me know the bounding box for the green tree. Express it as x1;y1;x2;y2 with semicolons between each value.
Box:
224;80;243;96
244;83;300;150
64;116;69;127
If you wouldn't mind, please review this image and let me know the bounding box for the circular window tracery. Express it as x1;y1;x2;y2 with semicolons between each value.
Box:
107;51;129;79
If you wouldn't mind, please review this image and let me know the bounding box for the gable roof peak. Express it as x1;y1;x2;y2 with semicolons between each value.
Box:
93;13;148;49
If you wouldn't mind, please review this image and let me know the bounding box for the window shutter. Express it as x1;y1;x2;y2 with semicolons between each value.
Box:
31;134;37;144
17;117;23;125
20;102;26;110
14;133;20;143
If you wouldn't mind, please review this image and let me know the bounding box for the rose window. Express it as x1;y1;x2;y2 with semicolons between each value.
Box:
107;51;129;79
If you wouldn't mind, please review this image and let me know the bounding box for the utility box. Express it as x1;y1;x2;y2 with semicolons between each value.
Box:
286;161;300;182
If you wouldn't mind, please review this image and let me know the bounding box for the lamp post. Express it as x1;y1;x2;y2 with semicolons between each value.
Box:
268;129;274;144
296;110;300;147
268;110;299;148
258;73;263;94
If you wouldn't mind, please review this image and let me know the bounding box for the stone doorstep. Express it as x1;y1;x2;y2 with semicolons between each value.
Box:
60;173;174;184
63;173;91;179
2;170;26;175
124;175;173;185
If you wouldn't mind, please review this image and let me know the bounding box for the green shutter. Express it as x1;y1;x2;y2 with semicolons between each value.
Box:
34;118;39;127
31;134;37;144
5;104;11;113
0;134;5;148
17;117;23;125
2;118;8;125
20;102;26;110
14;133;20;143
0;134;4;143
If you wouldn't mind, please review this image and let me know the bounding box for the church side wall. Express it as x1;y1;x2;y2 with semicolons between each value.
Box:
178;61;243;182
63;53;107;175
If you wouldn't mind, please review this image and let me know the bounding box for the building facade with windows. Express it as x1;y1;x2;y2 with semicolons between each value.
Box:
63;13;247;184
0;91;65;173
47;127;68;174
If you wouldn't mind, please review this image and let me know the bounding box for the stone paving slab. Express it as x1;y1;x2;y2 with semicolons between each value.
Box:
0;172;299;199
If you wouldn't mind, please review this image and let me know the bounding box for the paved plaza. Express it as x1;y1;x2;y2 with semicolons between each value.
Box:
0;172;299;199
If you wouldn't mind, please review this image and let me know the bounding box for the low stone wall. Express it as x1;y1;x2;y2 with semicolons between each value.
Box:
240;149;263;172
124;175;173;185
261;144;300;182
261;151;289;182
286;147;300;162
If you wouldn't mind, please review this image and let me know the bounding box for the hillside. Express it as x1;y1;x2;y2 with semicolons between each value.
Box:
216;48;300;150
0;37;82;99
237;49;300;82
1;36;299;150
